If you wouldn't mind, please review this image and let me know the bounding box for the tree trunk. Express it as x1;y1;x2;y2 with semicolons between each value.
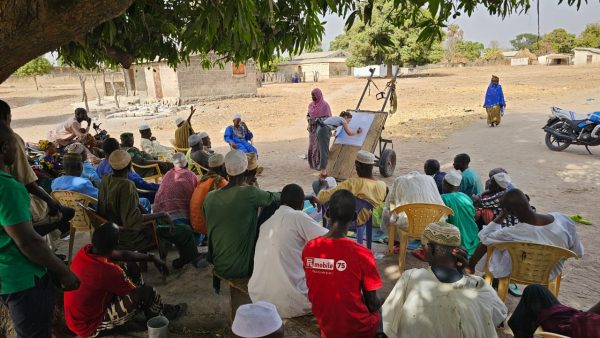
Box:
109;73;120;109
121;68;130;97
91;75;102;106
33;75;39;91
0;0;134;83
386;61;393;78
78;74;89;112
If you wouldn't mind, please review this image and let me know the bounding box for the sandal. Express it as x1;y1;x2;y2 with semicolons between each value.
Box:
570;214;592;225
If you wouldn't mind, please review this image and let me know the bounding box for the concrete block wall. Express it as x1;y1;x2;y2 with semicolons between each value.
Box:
158;65;179;98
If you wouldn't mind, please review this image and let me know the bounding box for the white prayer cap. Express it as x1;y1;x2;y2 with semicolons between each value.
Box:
325;177;337;189
233;113;242;120
208;153;225;168
172;152;187;168
356;150;375;165
492;172;512;189
139;124;150;131
444;170;462;187
65;142;86;154
225;150;248;177
232;301;282;338
175;116;184;126
198;131;209;139
188;133;202;147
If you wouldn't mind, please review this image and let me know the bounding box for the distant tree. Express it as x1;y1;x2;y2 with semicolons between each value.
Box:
455;40;484;61
306;44;324;53
13;56;53;91
330;34;351;51
258;55;289;72
488;40;501;49
576;23;600;48
539;28;576;54
510;33;538;51
482;48;504;61
444;24;464;62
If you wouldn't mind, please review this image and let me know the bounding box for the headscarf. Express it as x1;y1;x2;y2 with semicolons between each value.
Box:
38;140;50;151
308;88;332;118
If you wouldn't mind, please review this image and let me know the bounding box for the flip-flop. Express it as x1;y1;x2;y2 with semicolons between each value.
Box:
508;283;522;297
570;214;592;225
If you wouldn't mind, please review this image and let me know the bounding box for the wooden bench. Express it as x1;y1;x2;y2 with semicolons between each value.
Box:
213;271;320;336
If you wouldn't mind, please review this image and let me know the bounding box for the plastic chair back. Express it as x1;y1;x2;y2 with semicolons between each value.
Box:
169;139;190;153
51;190;97;231
391;203;454;238
132;163;163;183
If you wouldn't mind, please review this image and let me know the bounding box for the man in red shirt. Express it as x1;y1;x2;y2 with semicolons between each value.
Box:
64;222;186;337
303;189;383;338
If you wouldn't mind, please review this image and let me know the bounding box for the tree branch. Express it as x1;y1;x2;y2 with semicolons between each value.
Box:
0;0;134;83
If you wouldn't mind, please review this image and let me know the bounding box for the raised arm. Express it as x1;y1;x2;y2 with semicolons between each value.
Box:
187;106;196;123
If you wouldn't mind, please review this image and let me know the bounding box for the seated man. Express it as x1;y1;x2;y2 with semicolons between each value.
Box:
51;153;98;199
0;122;80;338
317;150;387;226
382;171;444;233
249;184;327;318
120;132;173;178
97;137;159;203
153;153;197;227
64;222;185;338
473;172;519;227
190;154;227;236
469;189;584;279
65;142;101;185
174;106;196;148
509;284;600;338
98;150;202;269
224;114;257;154
139;124;173;161
424;159;446;194
453;153;483;197
245;153;260;188
47;107;91;147
203;150;280;278
382;222;507;338
303;190;383;338
440;170;480;256
232;302;284;338
186;133;206;174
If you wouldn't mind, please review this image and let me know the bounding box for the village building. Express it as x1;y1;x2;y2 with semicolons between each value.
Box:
277;51;350;82
538;53;572;66
573;47;600;65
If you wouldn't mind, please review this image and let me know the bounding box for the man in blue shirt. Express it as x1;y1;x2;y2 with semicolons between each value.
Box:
51;153;98;199
97;138;159;203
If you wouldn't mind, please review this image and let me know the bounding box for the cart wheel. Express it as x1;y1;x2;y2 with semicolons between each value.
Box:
379;149;396;178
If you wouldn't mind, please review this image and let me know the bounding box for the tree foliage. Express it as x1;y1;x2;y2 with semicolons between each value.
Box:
576;23;600;48
510;33;538;51
0;0;590;83
455;40;484;61
14;56;53;91
329;0;445;67
482;48;504;61
536;28;576;54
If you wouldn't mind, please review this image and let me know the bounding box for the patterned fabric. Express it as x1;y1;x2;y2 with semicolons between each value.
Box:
483;83;505;108
478;190;519;227
422;221;462;247
486;105;502;126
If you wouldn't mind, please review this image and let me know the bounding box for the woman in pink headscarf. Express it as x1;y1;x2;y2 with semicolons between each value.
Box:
307;88;332;169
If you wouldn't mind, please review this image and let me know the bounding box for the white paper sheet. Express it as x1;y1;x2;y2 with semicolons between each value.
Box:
333;111;375;147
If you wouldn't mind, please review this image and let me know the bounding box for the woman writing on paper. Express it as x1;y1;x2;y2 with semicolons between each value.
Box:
316;111;362;178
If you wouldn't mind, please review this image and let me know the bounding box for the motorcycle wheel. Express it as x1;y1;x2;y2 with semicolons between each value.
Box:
544;122;571;151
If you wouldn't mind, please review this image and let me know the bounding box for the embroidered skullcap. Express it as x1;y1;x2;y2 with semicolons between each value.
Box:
444;170;462;187
422;221;461;247
225;150;248;176
208;153;225;168
356;150;375;165
108;150;131;170
66;142;86;154
246;153;258;171
231;301;282;338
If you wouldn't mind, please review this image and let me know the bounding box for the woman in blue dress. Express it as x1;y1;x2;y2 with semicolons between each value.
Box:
483;75;506;127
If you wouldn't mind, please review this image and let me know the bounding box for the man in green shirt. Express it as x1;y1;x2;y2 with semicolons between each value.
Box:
0;123;80;338
453;153;483;197
440;170;480;256
98;150;203;269
120;132;173;178
203;150;282;278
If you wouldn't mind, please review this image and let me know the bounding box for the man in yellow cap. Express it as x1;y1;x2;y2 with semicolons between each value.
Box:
98;150;203;269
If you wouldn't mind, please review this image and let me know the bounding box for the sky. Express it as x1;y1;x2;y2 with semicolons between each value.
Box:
321;1;600;50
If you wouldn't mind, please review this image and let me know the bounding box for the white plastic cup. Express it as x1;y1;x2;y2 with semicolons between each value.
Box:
147;315;169;338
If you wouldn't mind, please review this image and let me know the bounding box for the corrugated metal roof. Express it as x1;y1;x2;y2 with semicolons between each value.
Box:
288;50;350;61
574;47;600;54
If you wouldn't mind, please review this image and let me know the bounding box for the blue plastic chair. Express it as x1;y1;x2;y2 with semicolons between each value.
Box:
322;197;375;249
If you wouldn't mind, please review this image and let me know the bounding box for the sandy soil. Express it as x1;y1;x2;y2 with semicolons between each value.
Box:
2;64;600;337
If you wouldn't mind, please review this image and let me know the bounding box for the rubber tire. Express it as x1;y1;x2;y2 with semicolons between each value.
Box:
379;149;396;178
544;122;571;151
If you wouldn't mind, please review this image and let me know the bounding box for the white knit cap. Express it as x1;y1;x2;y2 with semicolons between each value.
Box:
225;150;248;176
356;150;376;165
188;133;202;147
325;177;337;189
233;113;242;120
492;172;512;189
198;131;209;139
232;301;282;338
175;117;184;126
138;124;150;131
172;152;187;168
444;170;462;187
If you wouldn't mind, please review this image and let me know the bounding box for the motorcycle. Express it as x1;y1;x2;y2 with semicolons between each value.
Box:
542;107;600;154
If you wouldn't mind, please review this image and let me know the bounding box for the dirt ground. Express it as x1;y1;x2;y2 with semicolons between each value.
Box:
2;64;600;337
